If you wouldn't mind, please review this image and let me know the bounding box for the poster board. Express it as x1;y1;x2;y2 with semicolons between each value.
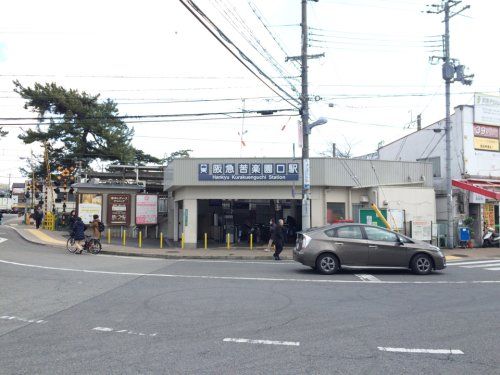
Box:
107;194;131;225
78;194;102;224
136;194;158;225
411;220;432;241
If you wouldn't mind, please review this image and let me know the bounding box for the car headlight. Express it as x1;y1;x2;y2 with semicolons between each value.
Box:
302;234;312;249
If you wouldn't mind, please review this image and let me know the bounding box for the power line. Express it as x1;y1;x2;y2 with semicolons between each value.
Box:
178;0;300;110
0;113;299;127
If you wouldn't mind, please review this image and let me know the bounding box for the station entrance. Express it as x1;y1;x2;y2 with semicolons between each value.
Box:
197;199;301;246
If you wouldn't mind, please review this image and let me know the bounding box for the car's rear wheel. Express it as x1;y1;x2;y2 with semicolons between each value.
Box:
316;253;339;275
411;254;433;275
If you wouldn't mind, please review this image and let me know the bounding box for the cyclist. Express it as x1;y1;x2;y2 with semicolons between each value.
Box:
72;217;86;254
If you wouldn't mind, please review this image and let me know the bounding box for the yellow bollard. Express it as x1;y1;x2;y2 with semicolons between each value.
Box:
160;233;163;249
250;233;253;250
123;230;126;246
107;228;111;244
226;233;230;250
181;233;185;249
204;233;208;250
139;231;142;248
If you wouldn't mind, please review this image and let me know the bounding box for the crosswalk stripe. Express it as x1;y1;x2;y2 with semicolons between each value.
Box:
485;267;500;271
462;262;500;268
447;260;500;266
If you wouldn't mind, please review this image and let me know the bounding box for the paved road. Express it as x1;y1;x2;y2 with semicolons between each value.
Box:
0;225;499;374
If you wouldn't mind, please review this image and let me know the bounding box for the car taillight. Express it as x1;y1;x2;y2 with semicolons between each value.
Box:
302;234;312;249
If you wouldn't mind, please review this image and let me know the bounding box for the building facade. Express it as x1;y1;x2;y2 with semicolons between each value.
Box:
378;94;500;245
164;157;435;248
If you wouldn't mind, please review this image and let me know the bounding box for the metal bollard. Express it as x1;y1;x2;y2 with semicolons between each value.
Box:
107;228;111;244
226;233;230;250
250;233;253;250
160;233;163;249
139;231;142;248
181;233;185;249
123;230;126;246
204;233;208;250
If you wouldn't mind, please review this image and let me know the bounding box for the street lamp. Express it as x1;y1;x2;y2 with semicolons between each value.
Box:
302;117;328;231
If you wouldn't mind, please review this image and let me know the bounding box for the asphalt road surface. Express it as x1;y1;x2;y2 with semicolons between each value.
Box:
0;224;499;375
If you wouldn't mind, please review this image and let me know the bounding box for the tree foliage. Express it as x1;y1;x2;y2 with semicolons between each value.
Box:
14;80;160;175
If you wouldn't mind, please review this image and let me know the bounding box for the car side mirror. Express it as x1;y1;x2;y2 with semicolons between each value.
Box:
396;236;404;246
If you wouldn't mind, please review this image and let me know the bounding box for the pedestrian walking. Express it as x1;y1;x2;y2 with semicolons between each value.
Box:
272;219;285;260
89;214;102;240
265;218;276;252
72;217;86;254
34;207;43;229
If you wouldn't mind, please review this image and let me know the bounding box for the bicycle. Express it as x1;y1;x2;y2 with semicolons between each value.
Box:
67;235;102;254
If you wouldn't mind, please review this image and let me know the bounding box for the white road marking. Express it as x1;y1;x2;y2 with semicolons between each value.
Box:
1;258;500;285
447;259;500;266
354;274;381;282
0;238;7;244
378;347;464;355
462;262;500;268
223;338;300;346
0;315;46;324
485;267;500;271
93;326;157;337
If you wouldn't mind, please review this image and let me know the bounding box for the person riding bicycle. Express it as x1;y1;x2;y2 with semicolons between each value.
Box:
72;216;86;254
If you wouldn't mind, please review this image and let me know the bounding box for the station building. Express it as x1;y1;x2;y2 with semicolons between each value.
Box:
164;157;436;248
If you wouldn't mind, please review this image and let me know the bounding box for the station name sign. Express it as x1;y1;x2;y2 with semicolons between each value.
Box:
198;162;300;181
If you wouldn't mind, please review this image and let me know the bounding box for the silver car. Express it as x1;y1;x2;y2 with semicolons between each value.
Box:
294;223;446;275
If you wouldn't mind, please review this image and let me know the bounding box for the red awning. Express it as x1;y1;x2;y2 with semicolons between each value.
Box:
452;179;500;200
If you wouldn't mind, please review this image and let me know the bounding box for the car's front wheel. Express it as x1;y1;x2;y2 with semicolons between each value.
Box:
411;254;433;275
316;253;339;275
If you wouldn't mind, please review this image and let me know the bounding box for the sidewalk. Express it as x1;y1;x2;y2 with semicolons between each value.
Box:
6;218;500;261
6;220;292;260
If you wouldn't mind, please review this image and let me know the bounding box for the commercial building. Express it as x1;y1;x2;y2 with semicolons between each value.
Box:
378;94;500;246
164;157;435;248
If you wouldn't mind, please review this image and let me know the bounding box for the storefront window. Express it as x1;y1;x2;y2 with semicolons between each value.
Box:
326;202;346;224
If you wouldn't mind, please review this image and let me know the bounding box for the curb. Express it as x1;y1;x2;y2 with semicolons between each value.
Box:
8;225;48;247
99;249;292;261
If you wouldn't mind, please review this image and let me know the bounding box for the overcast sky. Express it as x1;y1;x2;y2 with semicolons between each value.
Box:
1;0;499;185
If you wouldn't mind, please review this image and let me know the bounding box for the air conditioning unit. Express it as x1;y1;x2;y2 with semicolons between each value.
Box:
360;196;369;203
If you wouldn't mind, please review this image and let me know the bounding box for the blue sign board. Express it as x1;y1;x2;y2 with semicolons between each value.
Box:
198;163;300;181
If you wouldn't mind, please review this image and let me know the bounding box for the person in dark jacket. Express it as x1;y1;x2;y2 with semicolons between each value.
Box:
266;218;276;252
68;210;77;233
72;217;86;254
272;219;285;260
34;207;43;229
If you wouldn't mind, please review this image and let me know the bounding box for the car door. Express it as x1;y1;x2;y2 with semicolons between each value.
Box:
326;225;368;266
363;226;410;267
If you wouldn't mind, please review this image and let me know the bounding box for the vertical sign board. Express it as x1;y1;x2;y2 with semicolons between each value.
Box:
136;194;158;225
484;203;495;229
78;194;102;224
107;194;131;226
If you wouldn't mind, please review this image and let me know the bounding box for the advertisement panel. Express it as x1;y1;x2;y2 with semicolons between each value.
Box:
136;194;158;225
475;94;500;126
473;124;500;152
107;194;131;225
78;194;102;224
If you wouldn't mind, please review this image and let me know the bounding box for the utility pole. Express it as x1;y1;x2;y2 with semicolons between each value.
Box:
427;0;472;248
301;0;311;231
287;0;324;230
